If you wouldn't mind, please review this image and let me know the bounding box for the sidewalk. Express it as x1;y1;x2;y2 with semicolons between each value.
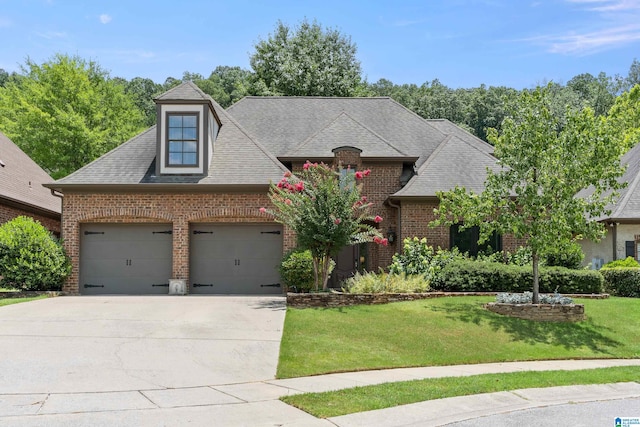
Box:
268;359;640;426
2;359;639;426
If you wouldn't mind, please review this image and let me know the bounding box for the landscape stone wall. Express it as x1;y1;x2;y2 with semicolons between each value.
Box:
485;302;585;322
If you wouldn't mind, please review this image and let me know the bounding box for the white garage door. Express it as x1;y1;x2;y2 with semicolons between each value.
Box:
190;224;283;294
80;224;173;295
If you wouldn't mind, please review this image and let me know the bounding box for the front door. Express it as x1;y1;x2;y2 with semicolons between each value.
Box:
330;244;360;288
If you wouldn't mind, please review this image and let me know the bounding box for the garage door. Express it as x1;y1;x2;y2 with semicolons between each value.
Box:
190;224;283;294
80;224;173;295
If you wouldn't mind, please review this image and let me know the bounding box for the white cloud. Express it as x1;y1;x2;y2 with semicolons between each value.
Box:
0;16;12;28
544;24;640;54
35;31;67;40
566;0;640;11
518;0;640;55
99;14;112;24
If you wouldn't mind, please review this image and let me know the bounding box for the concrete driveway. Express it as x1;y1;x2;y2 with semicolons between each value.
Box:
0;296;286;394
0;296;331;426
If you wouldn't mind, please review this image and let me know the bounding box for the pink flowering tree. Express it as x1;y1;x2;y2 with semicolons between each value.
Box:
261;161;386;291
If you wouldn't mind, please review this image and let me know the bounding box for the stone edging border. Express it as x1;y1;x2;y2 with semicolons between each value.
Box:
286;291;609;308
0;291;62;299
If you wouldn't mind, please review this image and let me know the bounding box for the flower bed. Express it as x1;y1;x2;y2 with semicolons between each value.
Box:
287;291;606;309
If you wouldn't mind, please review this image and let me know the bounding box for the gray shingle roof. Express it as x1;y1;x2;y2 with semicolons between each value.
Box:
581;142;640;221
50;86;497;195
155;81;211;102
0;131;60;214
227;96;446;166
286;112;409;158
52;83;287;187
392;134;500;198
426;119;495;155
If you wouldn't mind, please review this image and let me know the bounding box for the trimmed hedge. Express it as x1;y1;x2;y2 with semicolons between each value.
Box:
433;259;603;294
600;268;640;297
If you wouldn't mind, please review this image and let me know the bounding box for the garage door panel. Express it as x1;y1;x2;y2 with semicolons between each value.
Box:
80;224;172;295
190;224;283;294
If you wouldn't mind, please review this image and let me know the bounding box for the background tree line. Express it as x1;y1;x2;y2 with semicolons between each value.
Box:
0;18;639;178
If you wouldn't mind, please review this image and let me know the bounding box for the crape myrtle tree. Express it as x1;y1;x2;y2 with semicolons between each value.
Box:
432;85;626;303
261;162;387;291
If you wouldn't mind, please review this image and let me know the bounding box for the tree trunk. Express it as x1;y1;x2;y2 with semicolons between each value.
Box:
532;249;540;304
312;257;320;292
321;254;332;291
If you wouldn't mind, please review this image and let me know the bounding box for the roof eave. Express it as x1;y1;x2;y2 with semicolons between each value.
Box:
43;183;271;193
387;195;440;202
155;98;223;128
0;194;61;218
277;156;419;163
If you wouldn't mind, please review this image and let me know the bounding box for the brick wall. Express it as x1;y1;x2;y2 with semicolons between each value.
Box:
61;163;528;294
61;192;294;294
400;200;525;252
0;203;61;235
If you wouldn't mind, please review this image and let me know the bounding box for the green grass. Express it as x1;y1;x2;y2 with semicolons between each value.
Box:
282;366;640;418
277;296;640;378
0;295;48;307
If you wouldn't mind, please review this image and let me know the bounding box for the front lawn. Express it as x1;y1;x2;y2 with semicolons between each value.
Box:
277;296;640;378
0;295;48;307
282;366;640;418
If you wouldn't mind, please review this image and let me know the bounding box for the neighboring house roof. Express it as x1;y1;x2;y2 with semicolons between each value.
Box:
51;82;287;188
392;134;501;198
0;131;61;215
581;142;640;221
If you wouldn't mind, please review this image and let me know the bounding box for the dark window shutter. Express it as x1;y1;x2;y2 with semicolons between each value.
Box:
626;241;635;258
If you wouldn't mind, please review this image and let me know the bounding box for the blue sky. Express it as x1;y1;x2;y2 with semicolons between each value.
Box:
1;0;639;89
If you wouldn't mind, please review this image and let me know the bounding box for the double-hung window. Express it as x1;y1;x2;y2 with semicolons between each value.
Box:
167;114;198;166
450;223;502;256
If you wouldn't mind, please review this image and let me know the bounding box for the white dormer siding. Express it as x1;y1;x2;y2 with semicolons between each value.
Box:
158;104;208;175
208;107;218;168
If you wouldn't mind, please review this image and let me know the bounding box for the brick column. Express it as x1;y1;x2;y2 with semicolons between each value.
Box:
172;217;189;282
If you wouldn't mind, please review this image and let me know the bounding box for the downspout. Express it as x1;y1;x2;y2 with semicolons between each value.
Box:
387;198;401;247
612;222;617;261
50;189;64;239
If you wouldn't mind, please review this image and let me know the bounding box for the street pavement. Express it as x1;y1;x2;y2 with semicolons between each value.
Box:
0;296;638;426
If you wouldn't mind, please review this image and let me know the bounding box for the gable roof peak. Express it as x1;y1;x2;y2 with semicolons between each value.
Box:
154;81;210;102
285;110;409;158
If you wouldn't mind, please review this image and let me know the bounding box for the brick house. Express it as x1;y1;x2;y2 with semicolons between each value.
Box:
580;141;640;268
0;131;61;234
46;82;519;295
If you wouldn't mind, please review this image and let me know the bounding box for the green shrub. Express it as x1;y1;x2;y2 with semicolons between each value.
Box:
279;249;335;292
389;237;464;282
0;216;70;291
601;257;640;269
600;268;640;297
542;241;585;269
477;244;584;269
434;259;603;294
342;271;430;293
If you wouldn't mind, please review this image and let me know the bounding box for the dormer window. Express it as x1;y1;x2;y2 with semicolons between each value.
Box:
154;81;222;176
167;114;198;166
